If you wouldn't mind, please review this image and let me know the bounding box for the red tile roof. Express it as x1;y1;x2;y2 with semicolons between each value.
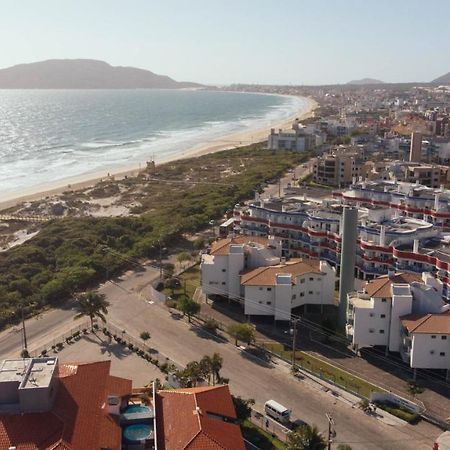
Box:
210;236;269;256
0;360;132;450
156;385;245;450
401;310;450;334
363;273;421;298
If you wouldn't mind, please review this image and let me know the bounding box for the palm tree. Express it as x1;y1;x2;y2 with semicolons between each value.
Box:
74;290;110;330
286;424;327;450
209;353;223;385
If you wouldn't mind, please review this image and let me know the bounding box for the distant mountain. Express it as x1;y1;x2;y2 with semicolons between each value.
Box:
0;59;204;89
431;72;450;84
347;78;385;85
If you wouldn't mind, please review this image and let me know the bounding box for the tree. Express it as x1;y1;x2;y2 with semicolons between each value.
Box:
176;361;203;387
162;263;175;279
74;290;110;330
177;251;192;268
199;353;223;385
227;323;255;346
337;445;353;450
232;396;255;423
286;424;327;450
193;237;205;250
140;331;151;341
178;298;200;323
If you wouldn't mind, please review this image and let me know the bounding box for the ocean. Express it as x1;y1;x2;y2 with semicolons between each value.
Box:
0;89;309;197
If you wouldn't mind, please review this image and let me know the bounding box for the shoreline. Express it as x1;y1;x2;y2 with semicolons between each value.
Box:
0;96;317;211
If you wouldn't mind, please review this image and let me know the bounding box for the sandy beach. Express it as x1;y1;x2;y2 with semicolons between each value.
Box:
0;96;317;211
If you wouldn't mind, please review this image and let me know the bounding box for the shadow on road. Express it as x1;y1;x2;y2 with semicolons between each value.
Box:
240;347;274;369
81;334;130;359
189;325;228;344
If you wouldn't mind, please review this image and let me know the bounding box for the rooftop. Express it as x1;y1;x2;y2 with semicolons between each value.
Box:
401;310;450;334
156;385;245;450
363;273;421;299
240;259;321;286
210;236;269;256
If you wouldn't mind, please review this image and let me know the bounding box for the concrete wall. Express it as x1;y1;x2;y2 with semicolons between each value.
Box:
410;333;450;369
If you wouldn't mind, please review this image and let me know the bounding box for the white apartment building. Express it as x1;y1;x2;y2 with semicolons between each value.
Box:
201;236;282;300
347;271;449;370
268;128;316;152
240;259;336;321
400;311;450;371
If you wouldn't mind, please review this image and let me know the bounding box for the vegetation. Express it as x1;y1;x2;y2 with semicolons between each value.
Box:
241;420;286;450
227;323;255;346
74;290;109;330
140;331;151;341
232;396;255;423
178;297;201;322
337;445;353;450
373;401;420;424
175;353;224;387
162;264;200;301
406;379;425;396
0;144;306;329
262;342;382;398
286;424;327;450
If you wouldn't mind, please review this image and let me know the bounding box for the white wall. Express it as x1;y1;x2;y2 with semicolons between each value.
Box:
244;285;275;316
410;333;450;369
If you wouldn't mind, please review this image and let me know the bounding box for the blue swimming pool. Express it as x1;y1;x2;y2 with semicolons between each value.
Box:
124;404;150;414
123;423;153;442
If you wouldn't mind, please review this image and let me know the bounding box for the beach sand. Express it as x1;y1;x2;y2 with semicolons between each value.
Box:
0;96;317;211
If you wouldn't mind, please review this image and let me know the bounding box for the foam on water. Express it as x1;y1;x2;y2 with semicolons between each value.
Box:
0;90;309;195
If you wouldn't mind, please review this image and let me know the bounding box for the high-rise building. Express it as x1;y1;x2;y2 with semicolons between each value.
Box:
409;132;423;162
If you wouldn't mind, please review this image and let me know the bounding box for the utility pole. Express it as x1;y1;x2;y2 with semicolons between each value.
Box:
278;178;281;197
291;318;300;369
159;239;163;280
326;413;335;450
21;303;28;354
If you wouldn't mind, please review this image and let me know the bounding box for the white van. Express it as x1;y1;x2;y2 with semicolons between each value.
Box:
264;400;291;424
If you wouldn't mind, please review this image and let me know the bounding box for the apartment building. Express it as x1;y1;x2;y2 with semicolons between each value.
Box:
235;197;440;280
313;148;369;187
240;259;335;320
268;127;316;152
201;235;282;300
346;272;448;370
400;311;450;371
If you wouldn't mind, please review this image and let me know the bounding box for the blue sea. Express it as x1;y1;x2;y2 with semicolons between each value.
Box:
0;89;309;197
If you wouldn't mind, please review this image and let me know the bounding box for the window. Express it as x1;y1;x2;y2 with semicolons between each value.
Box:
292;294;296;300
300;278;305;284
379;330;385;334
442;336;448;340
431;335;436;339
222;269;226;272
440;352;446;357
267;287;272;291
300;292;305;297
309;277;314;281
369;313;374;317
369;328;375;333
221;282;226;285
267;301;272;305
430;350;435;355
381;314;386;318
381;298;387;303
308;291;313;295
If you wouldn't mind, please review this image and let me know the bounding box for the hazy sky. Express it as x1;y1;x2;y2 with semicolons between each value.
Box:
2;0;450;85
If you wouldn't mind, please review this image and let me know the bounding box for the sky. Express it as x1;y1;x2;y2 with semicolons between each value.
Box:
1;0;450;85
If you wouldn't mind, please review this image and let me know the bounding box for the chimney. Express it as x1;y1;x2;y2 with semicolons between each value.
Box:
413;239;419;253
338;206;358;328
388;269;395;279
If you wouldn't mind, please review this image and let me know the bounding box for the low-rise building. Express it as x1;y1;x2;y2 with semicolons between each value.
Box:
268;127;316;152
346;272;449;371
240;259;336;320
201;236;282;300
0;358;132;449
400;311;450;372
156;385;245;450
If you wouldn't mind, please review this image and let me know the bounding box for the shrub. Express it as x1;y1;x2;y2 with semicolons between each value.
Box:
128;343;134;350
82;328;88;334
56;342;64;350
140;331;151;341
166;299;177;309
374;401;420;424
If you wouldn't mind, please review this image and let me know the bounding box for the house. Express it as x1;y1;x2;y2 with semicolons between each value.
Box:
346;271;449;364
400;311;450;372
0;358;132;450
155;385;245;450
240;259;336;320
201;236;282;300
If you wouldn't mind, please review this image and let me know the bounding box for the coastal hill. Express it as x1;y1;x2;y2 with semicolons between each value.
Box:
432;72;450;84
347;78;384;85
0;59;204;89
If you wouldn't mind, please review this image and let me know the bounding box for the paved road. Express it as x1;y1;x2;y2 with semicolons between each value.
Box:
1;266;442;449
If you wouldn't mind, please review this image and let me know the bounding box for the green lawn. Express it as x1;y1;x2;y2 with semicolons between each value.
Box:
261;342;383;398
162;264;200;301
241;420;286;450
